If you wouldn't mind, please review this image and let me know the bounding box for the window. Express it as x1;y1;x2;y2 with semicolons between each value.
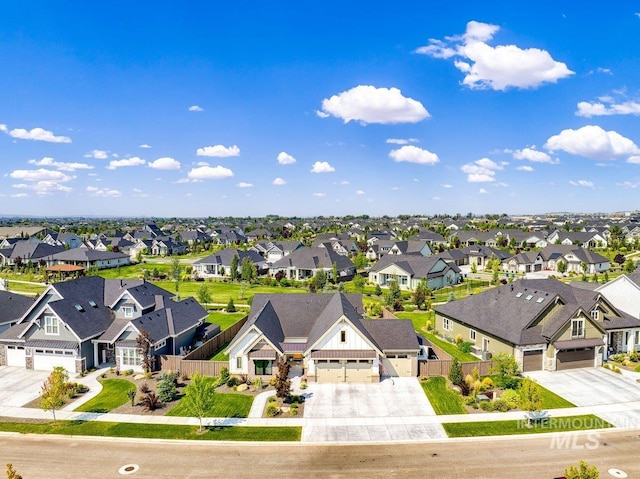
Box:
340;330;347;343
44;315;59;335
123;306;133;318
635;331;640;346
120;347;141;367
236;356;243;369
571;319;585;338
590;309;600;321
469;329;476;342
154;339;166;350
254;360;272;375
443;318;452;331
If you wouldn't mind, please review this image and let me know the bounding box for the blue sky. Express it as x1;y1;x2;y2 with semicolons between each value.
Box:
1;2;640;218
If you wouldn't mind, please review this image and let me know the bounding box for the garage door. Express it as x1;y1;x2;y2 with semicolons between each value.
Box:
522;350;543;372
6;345;26;367
316;361;344;383
383;355;414;377
345;360;371;382
33;353;77;372
556;348;595;370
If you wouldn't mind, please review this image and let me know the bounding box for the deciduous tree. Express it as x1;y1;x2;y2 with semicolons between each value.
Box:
181;372;215;432
40;366;68;423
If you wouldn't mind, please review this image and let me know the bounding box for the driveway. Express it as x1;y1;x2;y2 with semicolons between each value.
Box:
301;378;447;442
525;368;640;427
0;366;51;408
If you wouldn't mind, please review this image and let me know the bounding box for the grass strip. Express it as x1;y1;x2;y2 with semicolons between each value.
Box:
0;420;300;441
443;414;612;437
74;379;135;413
422;332;478;362
167;388;253;418
421;377;467;415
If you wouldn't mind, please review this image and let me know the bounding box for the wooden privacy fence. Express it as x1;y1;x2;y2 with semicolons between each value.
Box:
418;359;494;378
156;315;248;377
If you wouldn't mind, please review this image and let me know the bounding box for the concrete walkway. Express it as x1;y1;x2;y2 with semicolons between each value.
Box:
3;366;640;444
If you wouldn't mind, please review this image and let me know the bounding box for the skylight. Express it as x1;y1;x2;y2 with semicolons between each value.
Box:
515;292;523;298
536;297;544;303
88;300;97;308
74;304;85;312
525;295;533;301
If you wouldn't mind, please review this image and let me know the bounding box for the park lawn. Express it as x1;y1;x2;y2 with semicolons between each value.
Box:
4;282;46;297
420;376;467;415
443;414;612;437
395;311;435;333
167;386;253;418
0;420;300;441
74;379;135;413
422;332;478;362
206;311;246;331
154;280;308;304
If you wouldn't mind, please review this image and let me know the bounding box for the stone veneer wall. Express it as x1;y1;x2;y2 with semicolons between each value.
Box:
0;346;6;366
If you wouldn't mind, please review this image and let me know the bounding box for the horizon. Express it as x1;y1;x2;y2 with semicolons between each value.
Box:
1;3;639;217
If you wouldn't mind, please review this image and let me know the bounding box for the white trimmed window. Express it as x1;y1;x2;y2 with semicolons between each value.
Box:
236;356;243;369
340;330;347;343
590;309;600;321
120;347;141;367
469;329;476;342
571;318;585;338
154;339;166;350
123;306;134;318
443;318;452;331
44;315;59;335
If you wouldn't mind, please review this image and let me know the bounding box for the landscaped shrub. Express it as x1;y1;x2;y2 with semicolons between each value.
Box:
156;377;178;402
480;377;493;390
462;396;476;406
266;403;280;417
478;400;495;412
629;349;639;362
290;403;298;415
141;392;161;411
457;341;473;353
159;371;179;385
492;398;510;412
139;382;151;394
253;377;264;389
500;389;520;409
268;396;277;403
219;367;230;385
226;376;241;388
285;394;305;404
454;334;463;345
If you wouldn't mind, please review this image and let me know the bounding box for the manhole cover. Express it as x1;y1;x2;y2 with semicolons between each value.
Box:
608;469;628;478
118;464;140;475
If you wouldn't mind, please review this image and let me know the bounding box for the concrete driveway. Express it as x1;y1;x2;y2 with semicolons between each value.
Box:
0;366;51;408
525;368;640;427
301;378;446;442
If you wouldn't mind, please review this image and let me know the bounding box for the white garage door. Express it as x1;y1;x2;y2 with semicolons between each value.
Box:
345;360;371;382
316;360;345;383
33;352;77;372
6;345;26;367
381;355;414;377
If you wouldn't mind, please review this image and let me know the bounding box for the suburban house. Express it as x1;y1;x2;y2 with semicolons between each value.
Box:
386;240;433;257
546;230;608;248
461;245;511;270
150;237;186;256
226;292;420;382
269;246;356;282
368;255;461;291
50;248;131;270
42;232;84;249
434;278;640;372
503;245;610;275
250;240;304;264
0;241;65;268
192;248;267;278
595;272;640;353
0;277;207;373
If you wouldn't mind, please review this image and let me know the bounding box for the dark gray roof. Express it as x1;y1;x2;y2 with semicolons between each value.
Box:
270;246;354;271
131;297;207;343
193;248;264;267
8;241;65;260
51;249;129;262
369;254;460;278
435;279;607;346
0;290;35;325
363;319;420;351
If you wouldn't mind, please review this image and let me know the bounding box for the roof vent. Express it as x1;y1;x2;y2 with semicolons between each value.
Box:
74;304;85;312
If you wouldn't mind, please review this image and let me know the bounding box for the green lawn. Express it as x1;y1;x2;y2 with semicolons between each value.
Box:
395;311;435;333
443;414;612;437
421;332;478;362
0;420;300;441
167;381;253;418
538;385;576;409
420;376;467;415
74;379;135;413
206;311;246;331
153;280;308;304
3;282;46;297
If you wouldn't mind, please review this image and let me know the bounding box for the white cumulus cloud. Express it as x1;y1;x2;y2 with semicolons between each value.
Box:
312;192;326;197
389;145;439;165
187;165;234;180
28;157;93;172
106;157;146;170
544;125;640;161
188;105;204;112
513;147;556;164
416;20;574;90
310;161;335;173
478;188;489;194
569;180;595;188
196;145;240;157
273;177;287;186
386;138;419;145
317;85;430;124
139;144;152;149
148;157;181;170
356;190;365;195
1;124;72;143
84;149;109;159
576;100;640;117
237;182;253;188
87;186;122;197
517;165;534;172
461;157;503;182
277;152;296;165
9;168;75;195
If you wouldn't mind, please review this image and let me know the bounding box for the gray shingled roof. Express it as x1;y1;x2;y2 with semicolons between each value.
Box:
0;290;35;325
131;297;207;343
270;246;354;270
369;254;459;279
